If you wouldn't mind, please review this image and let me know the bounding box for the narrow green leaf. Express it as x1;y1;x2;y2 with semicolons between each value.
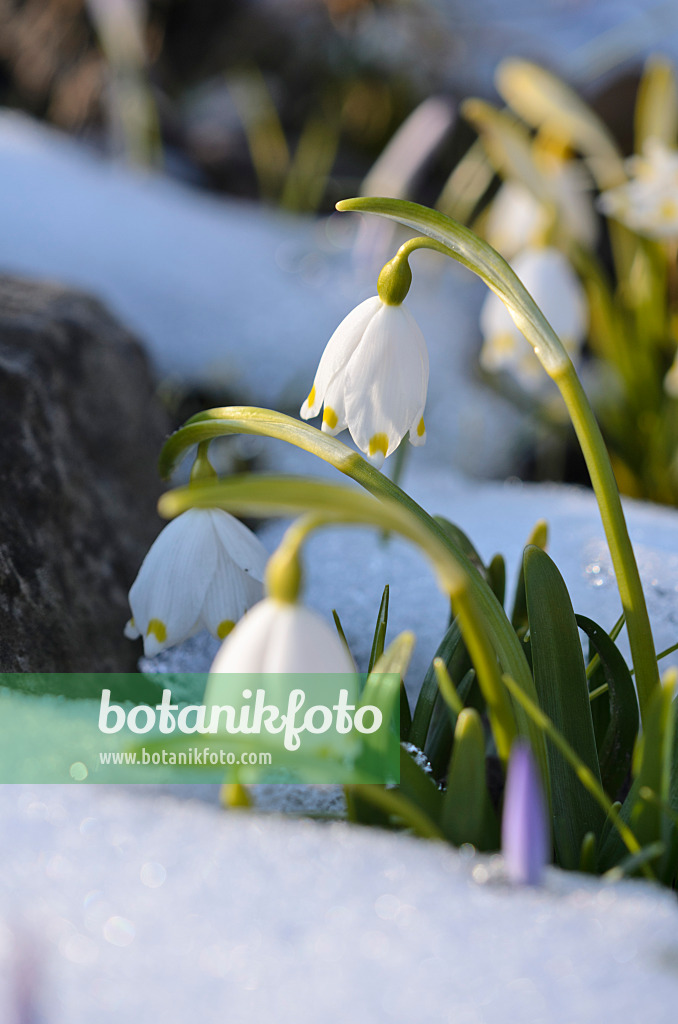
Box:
368;585;390;673
427;667;476;780
433;657;464;716
579;832;597;874
630;676;676;851
524;546;606;867
410;619;464;750
576;613;638;800
511;520;548;633
487;554;506;607
332;609;351;656
434;516;488;579
398;744;444;825
603;842;666;881
442;708;496;849
361;631;415;709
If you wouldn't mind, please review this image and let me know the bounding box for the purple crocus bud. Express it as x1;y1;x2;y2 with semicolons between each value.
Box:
501;740;549;885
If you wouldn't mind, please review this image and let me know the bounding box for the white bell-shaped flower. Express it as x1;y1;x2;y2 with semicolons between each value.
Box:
209;597;356;674
486;165;596;260
479;246;588;392
125;508;268;657
300;295;429;469
598;139;678;239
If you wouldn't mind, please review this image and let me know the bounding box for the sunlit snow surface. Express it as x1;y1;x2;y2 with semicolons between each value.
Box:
0;786;678;1023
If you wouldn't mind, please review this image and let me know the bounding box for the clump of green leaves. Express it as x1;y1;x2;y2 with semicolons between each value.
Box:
348;518;678;886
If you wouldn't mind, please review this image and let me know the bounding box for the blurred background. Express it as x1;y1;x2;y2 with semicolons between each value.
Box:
3;0;678;494
2;0;677;207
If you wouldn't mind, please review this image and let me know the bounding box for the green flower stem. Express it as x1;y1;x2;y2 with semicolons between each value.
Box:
336;197;659;723
160;473;518;764
264;514;320;603
554;361;659;716
158;407;546;772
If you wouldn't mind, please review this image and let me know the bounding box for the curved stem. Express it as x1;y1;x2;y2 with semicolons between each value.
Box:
337;198;659;722
158;408;542;725
162;475;518;763
554;362;660;714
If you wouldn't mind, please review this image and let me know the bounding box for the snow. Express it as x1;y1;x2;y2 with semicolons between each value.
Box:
0;109;525;478
0;784;677;1023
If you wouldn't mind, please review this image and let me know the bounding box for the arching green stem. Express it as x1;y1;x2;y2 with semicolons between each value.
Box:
157;408;545;765
336;196;659;722
160;475;517;763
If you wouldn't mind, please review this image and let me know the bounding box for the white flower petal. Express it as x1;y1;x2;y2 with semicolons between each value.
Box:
128;509;217;653
207;599;355;676
598;139;678;239
202;549;264;640
263;603;356;673
345;303;428;462
318;374;348;435
206;509;268;578
208;599;278;675
124;618;140;640
126;507;266;658
408;404;427;447
485;181;545;259
300;296;382;419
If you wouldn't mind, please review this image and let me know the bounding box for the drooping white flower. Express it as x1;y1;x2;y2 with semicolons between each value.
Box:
206;598;360;766
300;295;429;469
479;246;588;392
597;138;678;239
486;164;597;260
208;597;356;674
125;508;268;657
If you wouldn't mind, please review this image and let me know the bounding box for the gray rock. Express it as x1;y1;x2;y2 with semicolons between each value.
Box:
0;276;168;671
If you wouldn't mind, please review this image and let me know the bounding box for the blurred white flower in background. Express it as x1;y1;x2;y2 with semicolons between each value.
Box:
487;160;597;260
479;246;588;391
125;508;268;657
598;139;678;239
300;295;429;468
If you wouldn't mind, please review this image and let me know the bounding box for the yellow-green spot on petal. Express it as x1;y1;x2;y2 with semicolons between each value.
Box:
417;417;425;437
323;406;338;430
147;619;167;643
660;198;678;221
368;433;389;459
217;619;235;640
307;385;316;407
